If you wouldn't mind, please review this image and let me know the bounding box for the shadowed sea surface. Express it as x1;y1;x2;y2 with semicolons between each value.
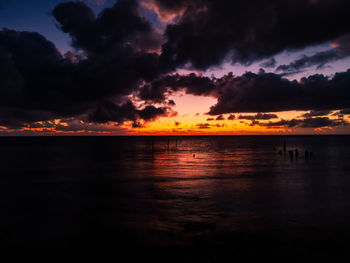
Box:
1;135;350;260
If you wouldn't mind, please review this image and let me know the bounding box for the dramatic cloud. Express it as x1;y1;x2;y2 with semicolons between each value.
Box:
257;117;348;128
276;35;350;75
0;1;167;129
138;73;215;102
2;0;350;133
277;50;345;75
160;0;350;69
142;68;350;119
140;0;187;23
260;58;277;68
53;0;162;54
208;70;350;115
88;100;170;124
0;29;79;121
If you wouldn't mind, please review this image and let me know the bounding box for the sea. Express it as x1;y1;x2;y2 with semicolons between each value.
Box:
0;135;350;260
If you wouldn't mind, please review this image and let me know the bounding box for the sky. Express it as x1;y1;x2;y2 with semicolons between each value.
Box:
0;0;350;135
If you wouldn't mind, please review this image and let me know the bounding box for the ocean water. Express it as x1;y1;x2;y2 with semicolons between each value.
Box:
1;135;350;260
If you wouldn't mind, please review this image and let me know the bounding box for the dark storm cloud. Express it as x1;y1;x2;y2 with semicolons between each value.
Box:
0;1;167;128
276;36;350;74
53;0;162;54
138;73;215;102
299;117;348;128
0;29;79;121
0;107;57;129
257;117;348;128
277;50;344;75
159;0;350;70
208;70;350;115
260;58;277;68
3;0;350;132
88;101;138;124
142;67;350;117
88;100;170;124
138;105;169;121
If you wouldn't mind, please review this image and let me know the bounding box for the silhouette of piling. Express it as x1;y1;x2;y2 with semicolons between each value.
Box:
305;151;309;159
295;149;299;159
283;140;287;152
175;138;178;148
167;138;170;151
288;150;294;161
152;138;154;153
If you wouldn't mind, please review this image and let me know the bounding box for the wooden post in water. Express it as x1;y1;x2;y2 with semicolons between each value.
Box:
305;151;309;159
288;150;294;161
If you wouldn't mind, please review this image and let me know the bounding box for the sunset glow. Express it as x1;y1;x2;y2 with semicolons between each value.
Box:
1;0;350;135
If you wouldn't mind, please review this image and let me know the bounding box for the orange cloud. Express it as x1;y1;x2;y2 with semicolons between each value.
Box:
140;0;185;23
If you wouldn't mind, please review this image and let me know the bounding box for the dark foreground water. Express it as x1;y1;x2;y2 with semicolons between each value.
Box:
1;135;350;260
